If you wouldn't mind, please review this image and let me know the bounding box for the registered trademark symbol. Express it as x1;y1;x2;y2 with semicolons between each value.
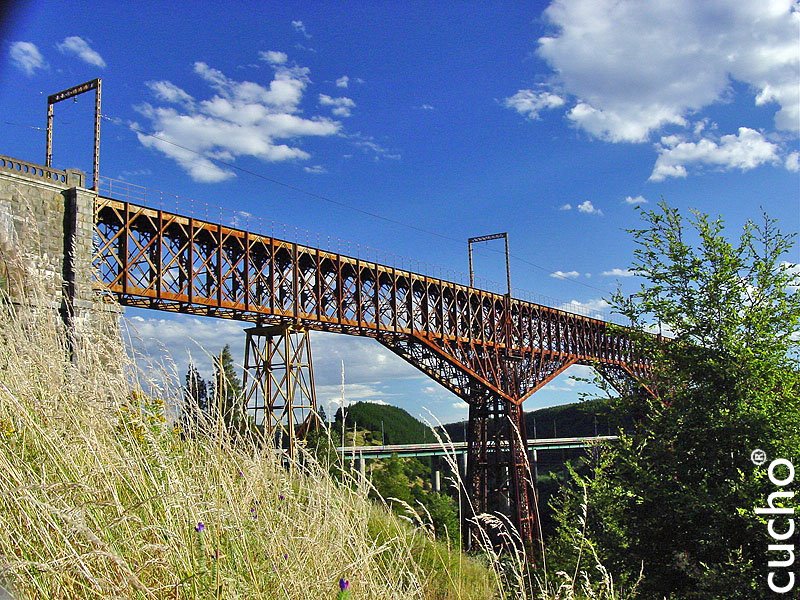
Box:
751;449;767;466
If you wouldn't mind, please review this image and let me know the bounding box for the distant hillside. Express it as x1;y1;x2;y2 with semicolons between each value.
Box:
335;402;435;445
442;397;632;442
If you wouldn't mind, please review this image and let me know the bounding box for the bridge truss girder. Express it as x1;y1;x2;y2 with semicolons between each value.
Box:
92;196;655;565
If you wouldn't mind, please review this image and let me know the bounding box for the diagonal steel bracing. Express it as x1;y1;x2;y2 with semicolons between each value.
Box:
93;196;655;565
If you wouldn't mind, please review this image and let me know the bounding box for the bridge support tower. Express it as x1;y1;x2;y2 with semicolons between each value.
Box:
242;324;320;460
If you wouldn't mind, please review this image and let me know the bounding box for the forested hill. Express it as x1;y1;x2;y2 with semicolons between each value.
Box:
334;402;436;445
441;397;632;442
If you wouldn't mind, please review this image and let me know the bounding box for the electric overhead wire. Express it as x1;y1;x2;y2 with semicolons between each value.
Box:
0;113;617;300
101;114;615;296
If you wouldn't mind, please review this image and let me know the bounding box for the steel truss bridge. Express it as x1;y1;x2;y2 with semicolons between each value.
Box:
93;195;653;562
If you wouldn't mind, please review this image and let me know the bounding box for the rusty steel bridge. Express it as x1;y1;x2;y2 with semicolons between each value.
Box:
4;78;655;563
92;194;653;558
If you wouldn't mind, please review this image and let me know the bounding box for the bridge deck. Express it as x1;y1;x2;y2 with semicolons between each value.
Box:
336;435;618;459
93;196;649;401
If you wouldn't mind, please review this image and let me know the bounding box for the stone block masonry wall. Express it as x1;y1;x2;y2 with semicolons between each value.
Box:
0;155;121;357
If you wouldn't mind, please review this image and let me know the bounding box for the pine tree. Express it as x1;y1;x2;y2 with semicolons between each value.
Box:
181;362;208;433
211;344;254;438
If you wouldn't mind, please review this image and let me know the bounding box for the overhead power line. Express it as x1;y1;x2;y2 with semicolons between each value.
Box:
101;114;613;295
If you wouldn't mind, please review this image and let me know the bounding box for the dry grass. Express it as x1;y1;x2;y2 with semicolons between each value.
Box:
0;280;634;599
0;290;501;599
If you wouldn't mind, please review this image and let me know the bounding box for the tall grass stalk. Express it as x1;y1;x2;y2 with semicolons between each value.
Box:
0;285;497;599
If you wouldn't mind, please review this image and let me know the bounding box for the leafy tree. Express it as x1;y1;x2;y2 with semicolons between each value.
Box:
369;454;461;542
212;344;254;438
551;204;800;598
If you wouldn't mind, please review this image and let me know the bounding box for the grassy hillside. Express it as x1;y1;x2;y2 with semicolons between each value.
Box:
442;397;632;443
0;297;501;599
335;402;435;445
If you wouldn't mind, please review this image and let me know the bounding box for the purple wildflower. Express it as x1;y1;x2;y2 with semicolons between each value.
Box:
279;493;285;501
339;578;350;591
283;553;288;560
195;521;205;533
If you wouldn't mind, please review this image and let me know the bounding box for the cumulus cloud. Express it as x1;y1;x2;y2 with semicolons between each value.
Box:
577;200;603;215
785;151;799;172
550;270;580;279
335;75;349;88
602;268;635;277
783;261;800;293
303;164;327;174
57;36;106;67
319;94;356;117
135;58;341;182
649;127;780;181
9;41;45;75
259;50;287;65
558;298;611;319
536;0;799;141
559;203;572;211
504;89;565;120
145;81;194;108
623;195;648;205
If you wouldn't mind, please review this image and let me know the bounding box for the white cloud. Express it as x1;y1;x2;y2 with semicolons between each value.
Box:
259;50;288;65
347;132;401;160
558;298;611;319
785;151;800;172
419;104;434;110
303;164;327;174
577;200;603;215
602;268;635;277
9;41;45;75
319;94;356;117
292;20;311;39
450;402;468;410
335;75;349;88
57;36;106;67
623;195;648;205
559;203;572;211
135;59;341;182
782;261;800;293
535;0;800;141
504;89;565;120
145;81;194;108
649;127;780;181
550;270;580;279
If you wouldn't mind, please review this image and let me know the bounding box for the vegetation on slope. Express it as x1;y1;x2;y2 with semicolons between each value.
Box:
0;297;498;599
550;205;800;598
335;402;436;445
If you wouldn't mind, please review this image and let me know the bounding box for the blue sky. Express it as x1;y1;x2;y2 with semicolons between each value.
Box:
3;1;799;424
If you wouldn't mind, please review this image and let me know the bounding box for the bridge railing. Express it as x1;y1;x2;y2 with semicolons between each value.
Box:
93;195;645;371
97;176;630;326
0;155;68;184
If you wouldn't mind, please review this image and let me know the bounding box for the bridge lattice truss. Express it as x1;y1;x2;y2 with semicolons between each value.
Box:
93;197;652;559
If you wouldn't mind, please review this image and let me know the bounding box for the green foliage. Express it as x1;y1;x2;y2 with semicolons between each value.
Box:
335;401;435;445
180;362;208;434
211;344;255;438
551;203;800;599
368;455;461;543
443;397;631;442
